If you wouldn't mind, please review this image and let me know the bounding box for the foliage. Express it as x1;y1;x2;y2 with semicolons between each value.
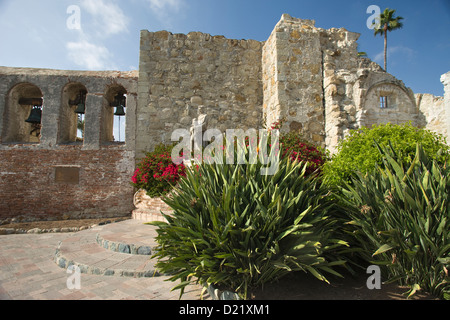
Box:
149;144;347;299
336;144;450;299
322;123;450;187
131;143;186;197
372;8;404;34
132;127;328;197
279;131;328;176
269;119;328;176
372;7;404;71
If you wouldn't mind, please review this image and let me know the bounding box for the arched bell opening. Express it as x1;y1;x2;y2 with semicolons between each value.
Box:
2;82;44;144
102;85;127;144
59;82;88;144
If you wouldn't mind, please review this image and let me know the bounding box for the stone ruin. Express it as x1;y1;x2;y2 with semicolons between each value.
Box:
0;14;449;221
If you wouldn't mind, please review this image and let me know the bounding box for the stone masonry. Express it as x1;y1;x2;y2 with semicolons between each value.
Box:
0;14;449;221
137;29;263;155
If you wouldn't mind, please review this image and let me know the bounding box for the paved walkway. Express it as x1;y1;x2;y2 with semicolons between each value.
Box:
0;219;204;300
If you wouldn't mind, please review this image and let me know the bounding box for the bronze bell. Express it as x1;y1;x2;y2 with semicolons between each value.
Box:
75;102;85;114
113;93;126;116
114;105;126;116
25;106;42;124
70;90;87;114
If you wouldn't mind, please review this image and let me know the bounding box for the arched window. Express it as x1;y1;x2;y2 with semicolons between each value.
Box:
102;85;127;144
362;81;417;128
59;83;87;144
2;83;43;144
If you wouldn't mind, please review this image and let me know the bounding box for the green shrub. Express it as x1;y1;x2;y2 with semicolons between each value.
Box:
336;144;450;299
322;123;449;186
149;146;347;299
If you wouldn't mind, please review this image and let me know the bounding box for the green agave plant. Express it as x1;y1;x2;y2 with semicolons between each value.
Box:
149;146;347;299
337;143;450;299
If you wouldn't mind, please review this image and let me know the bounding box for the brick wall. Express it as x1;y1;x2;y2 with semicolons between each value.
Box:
0;145;135;222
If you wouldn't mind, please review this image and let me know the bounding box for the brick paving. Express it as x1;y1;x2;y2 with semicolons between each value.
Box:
0;220;205;300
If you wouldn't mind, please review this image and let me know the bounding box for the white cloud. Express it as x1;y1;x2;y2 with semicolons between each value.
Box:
374;46;416;64
65;1;129;70
147;0;183;11
80;0;129;36
66;39;116;70
146;0;184;22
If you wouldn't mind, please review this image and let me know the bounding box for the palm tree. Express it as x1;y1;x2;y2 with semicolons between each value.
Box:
373;8;404;71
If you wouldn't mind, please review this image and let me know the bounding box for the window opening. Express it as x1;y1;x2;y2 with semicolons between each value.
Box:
380;96;389;109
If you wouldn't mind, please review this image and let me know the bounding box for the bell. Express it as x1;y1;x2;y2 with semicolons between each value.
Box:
75;102;85;114
25;106;42;124
114;105;126;116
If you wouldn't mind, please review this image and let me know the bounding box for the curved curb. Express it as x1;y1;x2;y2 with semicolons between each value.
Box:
53;241;160;278
206;283;242;300
0;219;128;235
95;233;154;256
0;226;90;235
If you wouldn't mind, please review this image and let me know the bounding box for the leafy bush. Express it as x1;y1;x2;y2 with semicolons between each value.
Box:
149;145;347;299
131;143;186;197
336;144;450;299
132;130;327;198
322;123;449;186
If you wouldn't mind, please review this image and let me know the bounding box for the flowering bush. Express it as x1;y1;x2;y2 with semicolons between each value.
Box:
131;144;186;197
268;120;327;175
279;132;327;175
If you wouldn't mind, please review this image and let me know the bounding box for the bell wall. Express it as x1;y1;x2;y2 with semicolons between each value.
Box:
0;67;137;222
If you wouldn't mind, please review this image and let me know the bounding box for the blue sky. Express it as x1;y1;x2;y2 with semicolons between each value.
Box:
0;0;449;96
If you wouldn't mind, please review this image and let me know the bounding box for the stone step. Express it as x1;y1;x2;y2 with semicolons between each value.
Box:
132;209;173;222
53;220;163;278
95;219;159;255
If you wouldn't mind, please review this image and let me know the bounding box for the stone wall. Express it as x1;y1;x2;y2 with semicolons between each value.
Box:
320;25;361;152
137;30;264;157
0;67;138;221
263;15;325;147
416;93;446;139
441;72;450;142
261;14;422;153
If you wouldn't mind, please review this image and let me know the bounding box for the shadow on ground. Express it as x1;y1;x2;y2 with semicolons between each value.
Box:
252;270;437;300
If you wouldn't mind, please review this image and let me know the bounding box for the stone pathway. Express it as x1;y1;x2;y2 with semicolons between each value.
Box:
0;220;204;300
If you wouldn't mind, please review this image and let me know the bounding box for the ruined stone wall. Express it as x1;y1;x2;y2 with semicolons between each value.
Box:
320;25;361;152
261;14;420;153
263;15;325;147
441;72;450;142
137;30;263;156
415;93;446;139
0;67;138;221
357;73;417;128
413;72;450;143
